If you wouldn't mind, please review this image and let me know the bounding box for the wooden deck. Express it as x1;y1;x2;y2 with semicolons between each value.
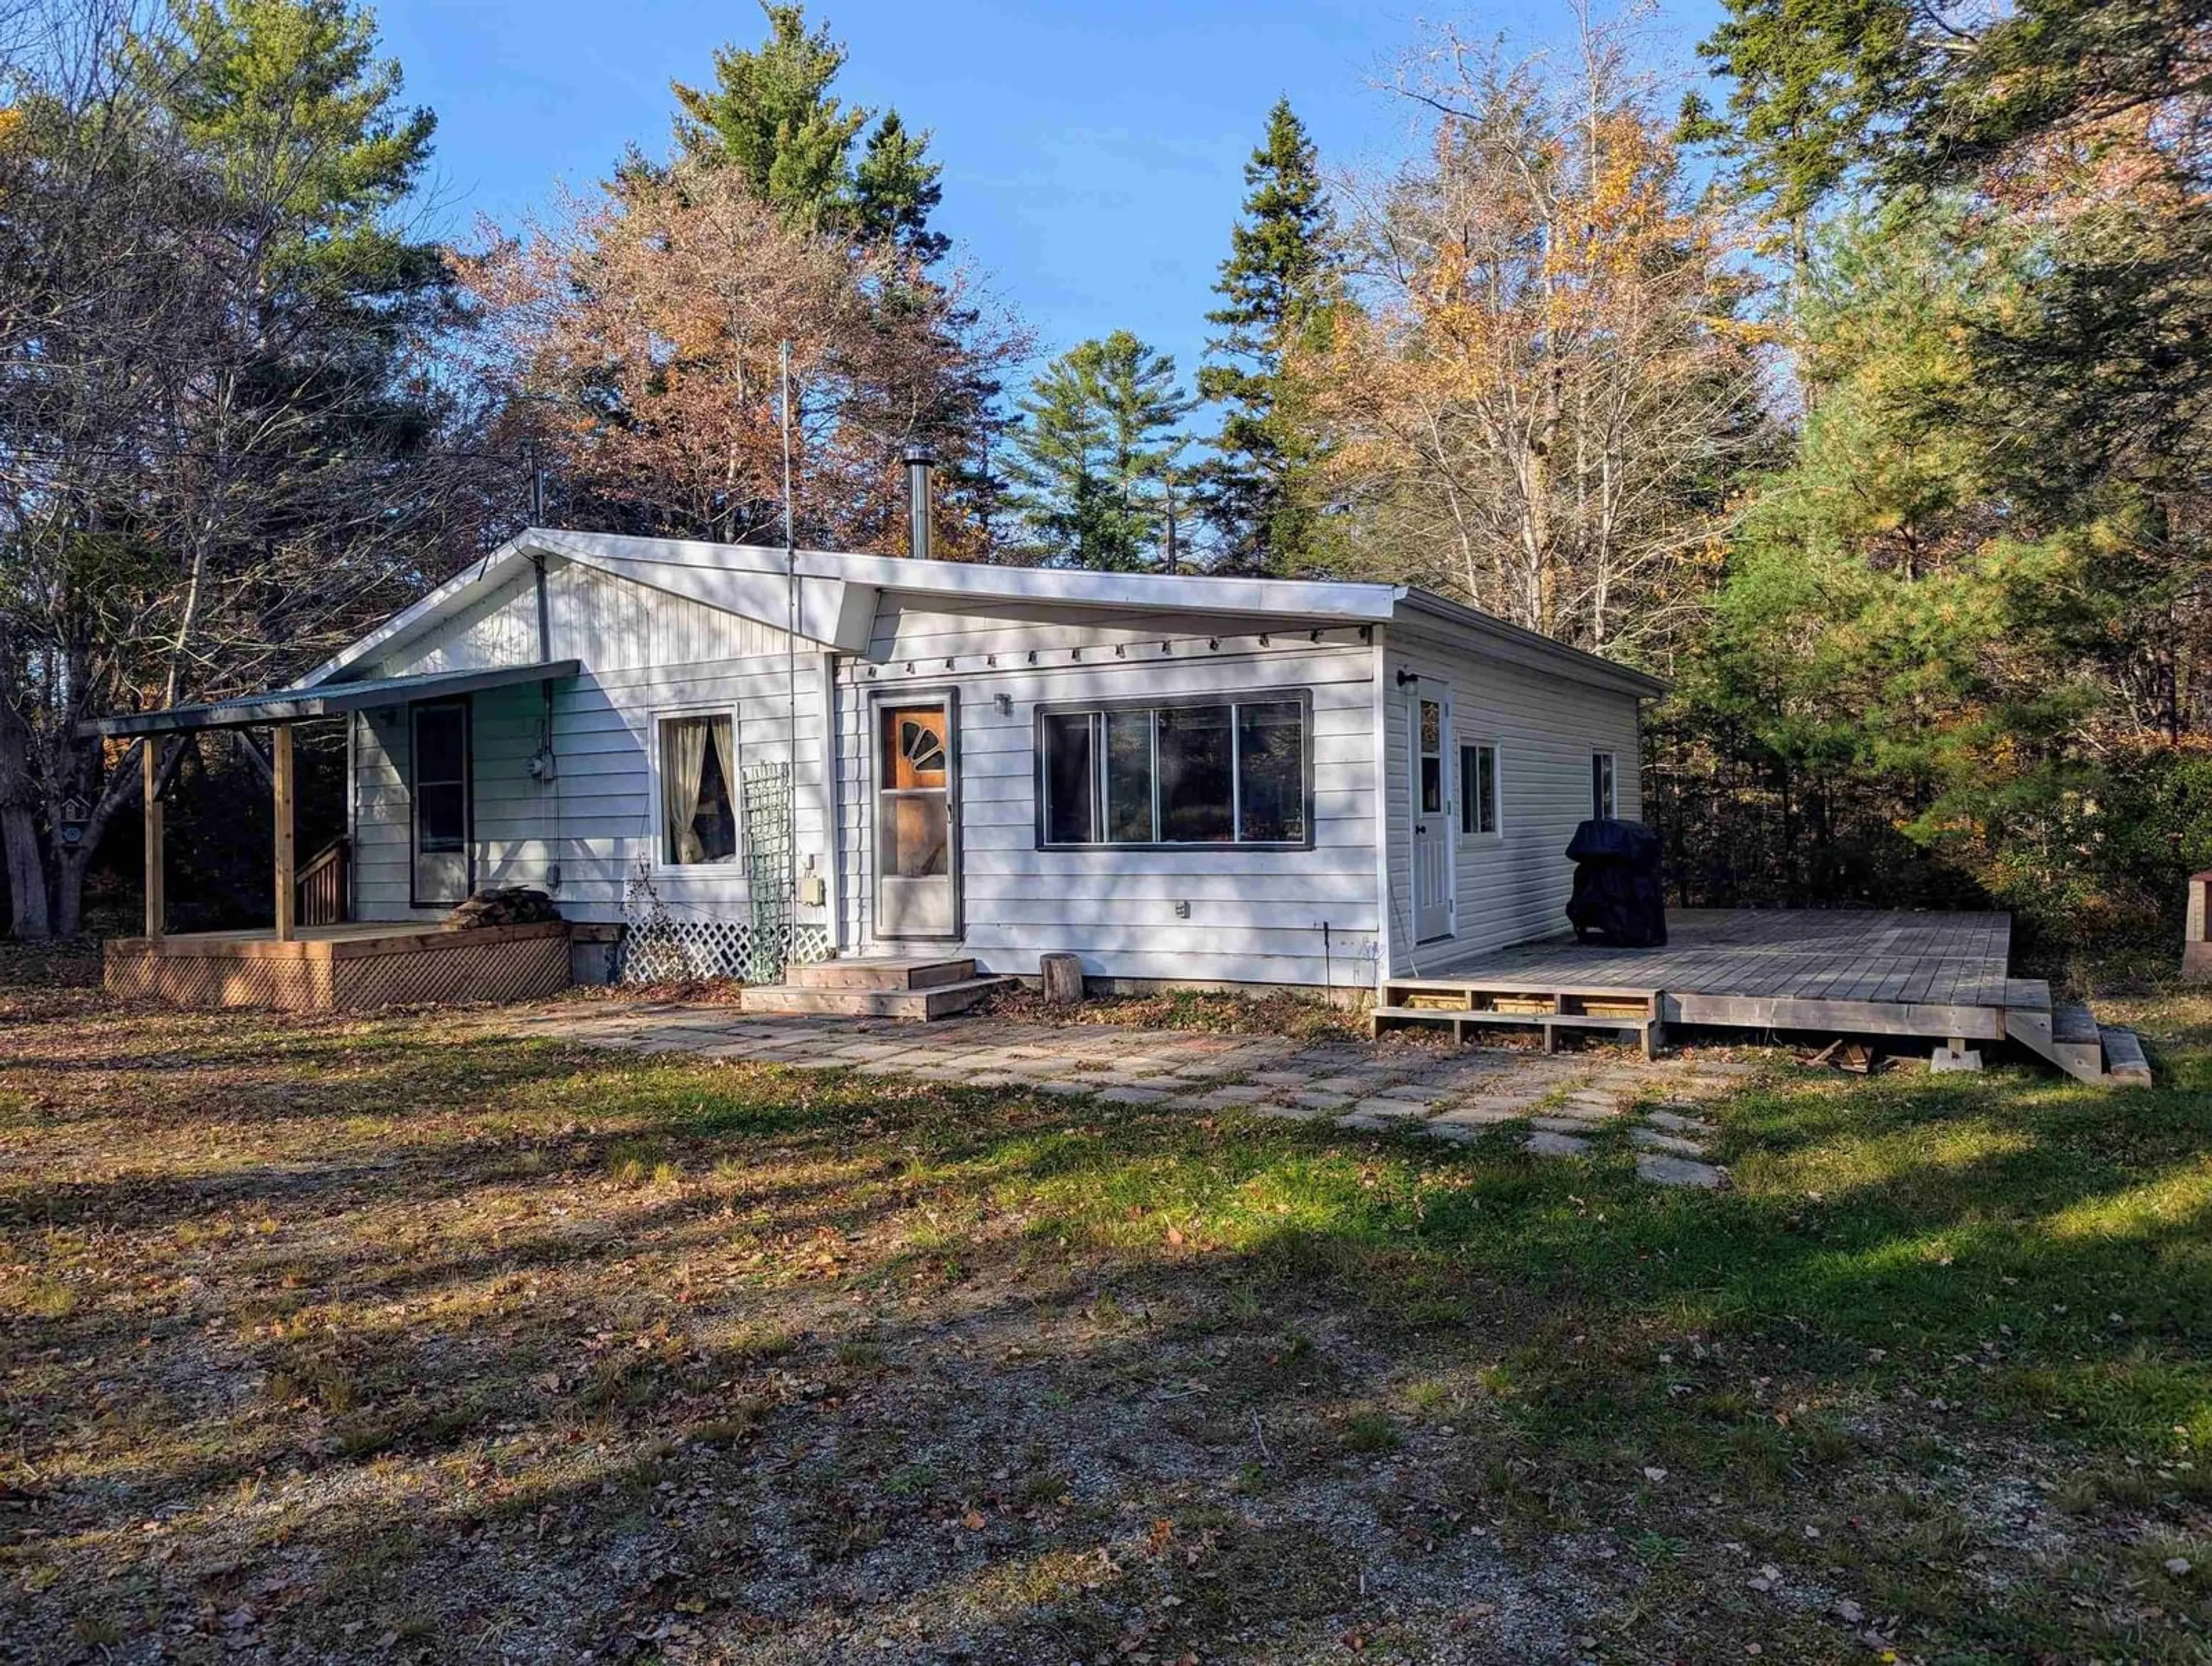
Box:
1412;908;2018;1040
105;922;571;1010
1379;908;2147;1083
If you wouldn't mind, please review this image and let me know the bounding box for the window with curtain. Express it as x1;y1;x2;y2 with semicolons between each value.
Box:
661;713;738;864
1036;695;1310;848
1460;742;1499;836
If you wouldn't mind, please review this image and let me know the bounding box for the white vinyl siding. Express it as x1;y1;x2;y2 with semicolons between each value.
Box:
350;562;831;927
838;597;1380;994
1381;625;1643;975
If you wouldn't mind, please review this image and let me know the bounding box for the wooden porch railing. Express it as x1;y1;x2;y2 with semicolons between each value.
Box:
297;838;348;927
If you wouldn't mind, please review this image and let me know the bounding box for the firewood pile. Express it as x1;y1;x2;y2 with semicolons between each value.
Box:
446;886;562;929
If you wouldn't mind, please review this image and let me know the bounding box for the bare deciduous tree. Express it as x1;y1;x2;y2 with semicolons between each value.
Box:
1306;2;1770;656
460;157;1027;556
0;0;502;937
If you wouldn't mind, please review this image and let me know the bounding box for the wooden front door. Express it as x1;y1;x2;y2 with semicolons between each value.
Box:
874;696;959;938
1408;678;1455;943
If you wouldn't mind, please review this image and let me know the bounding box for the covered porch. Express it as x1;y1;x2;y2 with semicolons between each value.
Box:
87;660;578;1010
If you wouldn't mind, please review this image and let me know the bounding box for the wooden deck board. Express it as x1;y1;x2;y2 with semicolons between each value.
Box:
1406;909;2019;1044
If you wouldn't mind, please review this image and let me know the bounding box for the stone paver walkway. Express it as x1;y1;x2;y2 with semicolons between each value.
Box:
504;1004;1744;1187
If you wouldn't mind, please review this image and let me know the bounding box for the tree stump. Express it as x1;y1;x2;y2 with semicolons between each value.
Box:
1040;952;1085;1007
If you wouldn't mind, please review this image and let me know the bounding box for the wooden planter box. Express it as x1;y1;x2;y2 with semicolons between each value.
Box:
104;922;572;1012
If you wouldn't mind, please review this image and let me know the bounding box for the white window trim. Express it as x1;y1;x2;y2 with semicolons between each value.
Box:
1460;739;1503;842
1592;749;1618;821
647;704;747;876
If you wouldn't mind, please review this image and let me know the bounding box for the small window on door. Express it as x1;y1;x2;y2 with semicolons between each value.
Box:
1592;751;1618;820
1460;742;1499;836
660;713;738;865
1418;697;1444;816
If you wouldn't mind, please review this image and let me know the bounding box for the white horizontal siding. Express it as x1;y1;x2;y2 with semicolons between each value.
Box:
372;556;790;679
1381;622;1646;976
839;600;1382;993
352;654;832;927
351;555;836;926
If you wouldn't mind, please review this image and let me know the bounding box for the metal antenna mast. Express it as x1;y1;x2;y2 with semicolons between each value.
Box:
779;342;799;927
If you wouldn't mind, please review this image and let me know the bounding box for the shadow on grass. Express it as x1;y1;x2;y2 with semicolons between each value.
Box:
5;991;2211;1662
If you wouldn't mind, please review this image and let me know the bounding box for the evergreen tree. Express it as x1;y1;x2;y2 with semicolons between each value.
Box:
1196;99;1340;574
672;2;945;261
1004;332;1195;571
0;0;476;937
153;0;441;302
851;109;947;264
1676;0;1916;282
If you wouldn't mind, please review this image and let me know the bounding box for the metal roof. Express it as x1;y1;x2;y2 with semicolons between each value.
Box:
295;528;1670;701
80;660;581;739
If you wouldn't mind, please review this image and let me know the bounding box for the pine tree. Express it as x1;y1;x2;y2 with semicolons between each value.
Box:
672;2;945;262
1676;0;1916;283
1196;99;1340;574
152;0;443;309
1004;332;1195;571
851;110;947;264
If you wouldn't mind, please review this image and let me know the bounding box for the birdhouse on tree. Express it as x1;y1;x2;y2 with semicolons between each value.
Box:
56;797;88;849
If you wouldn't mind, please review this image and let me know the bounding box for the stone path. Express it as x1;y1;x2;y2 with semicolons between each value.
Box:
501;1004;1744;1188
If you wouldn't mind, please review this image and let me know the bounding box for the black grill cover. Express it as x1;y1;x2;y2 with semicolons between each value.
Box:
1565;819;1666;946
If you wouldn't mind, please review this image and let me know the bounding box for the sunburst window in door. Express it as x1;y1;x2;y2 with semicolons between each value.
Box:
899;718;945;778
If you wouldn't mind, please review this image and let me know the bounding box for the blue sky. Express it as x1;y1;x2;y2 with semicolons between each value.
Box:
378;0;1729;392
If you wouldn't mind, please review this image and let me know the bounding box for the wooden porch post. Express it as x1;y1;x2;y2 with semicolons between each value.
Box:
142;740;164;940
272;724;296;942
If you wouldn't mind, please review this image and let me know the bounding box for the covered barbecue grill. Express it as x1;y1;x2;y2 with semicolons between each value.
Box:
1565;819;1667;948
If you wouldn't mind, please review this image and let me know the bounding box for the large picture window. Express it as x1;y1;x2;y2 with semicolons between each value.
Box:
1037;694;1310;848
660;713;738;865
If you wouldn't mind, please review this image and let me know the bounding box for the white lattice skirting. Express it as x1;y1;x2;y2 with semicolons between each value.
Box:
616;917;832;985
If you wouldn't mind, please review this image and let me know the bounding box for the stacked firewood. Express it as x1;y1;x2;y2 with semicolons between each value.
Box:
447;887;562;928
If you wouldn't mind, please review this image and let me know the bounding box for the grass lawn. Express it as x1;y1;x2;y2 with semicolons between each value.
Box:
2;970;2209;1664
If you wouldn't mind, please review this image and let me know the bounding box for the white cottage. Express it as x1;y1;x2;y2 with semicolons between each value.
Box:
282;480;1660;1006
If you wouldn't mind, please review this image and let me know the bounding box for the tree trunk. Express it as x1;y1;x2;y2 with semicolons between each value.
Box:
1040;952;1085;1006
52;846;89;937
0;680;51;938
0;805;48;940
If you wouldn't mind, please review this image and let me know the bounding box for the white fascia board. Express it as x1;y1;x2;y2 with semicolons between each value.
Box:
853;557;1399;622
527;528;1401;623
1393;590;1671;699
594;557;877;652
304;525;1414;692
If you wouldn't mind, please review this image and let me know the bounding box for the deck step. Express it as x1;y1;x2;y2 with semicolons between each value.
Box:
740;975;1015;1021
2100;1025;2153;1086
2003;998;2140;1084
783;957;976;992
1372;1001;1662;1060
2052;1000;2101;1046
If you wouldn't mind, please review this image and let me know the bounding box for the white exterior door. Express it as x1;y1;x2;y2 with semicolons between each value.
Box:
1408;679;1455;943
874;694;960;939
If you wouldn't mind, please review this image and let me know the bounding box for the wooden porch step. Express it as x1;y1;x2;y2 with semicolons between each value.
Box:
2100;1026;2153;1087
740;975;1016;1021
2052;1000;2100;1046
2002;997;2149;1084
1372;1002;1663;1060
783;957;976;992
